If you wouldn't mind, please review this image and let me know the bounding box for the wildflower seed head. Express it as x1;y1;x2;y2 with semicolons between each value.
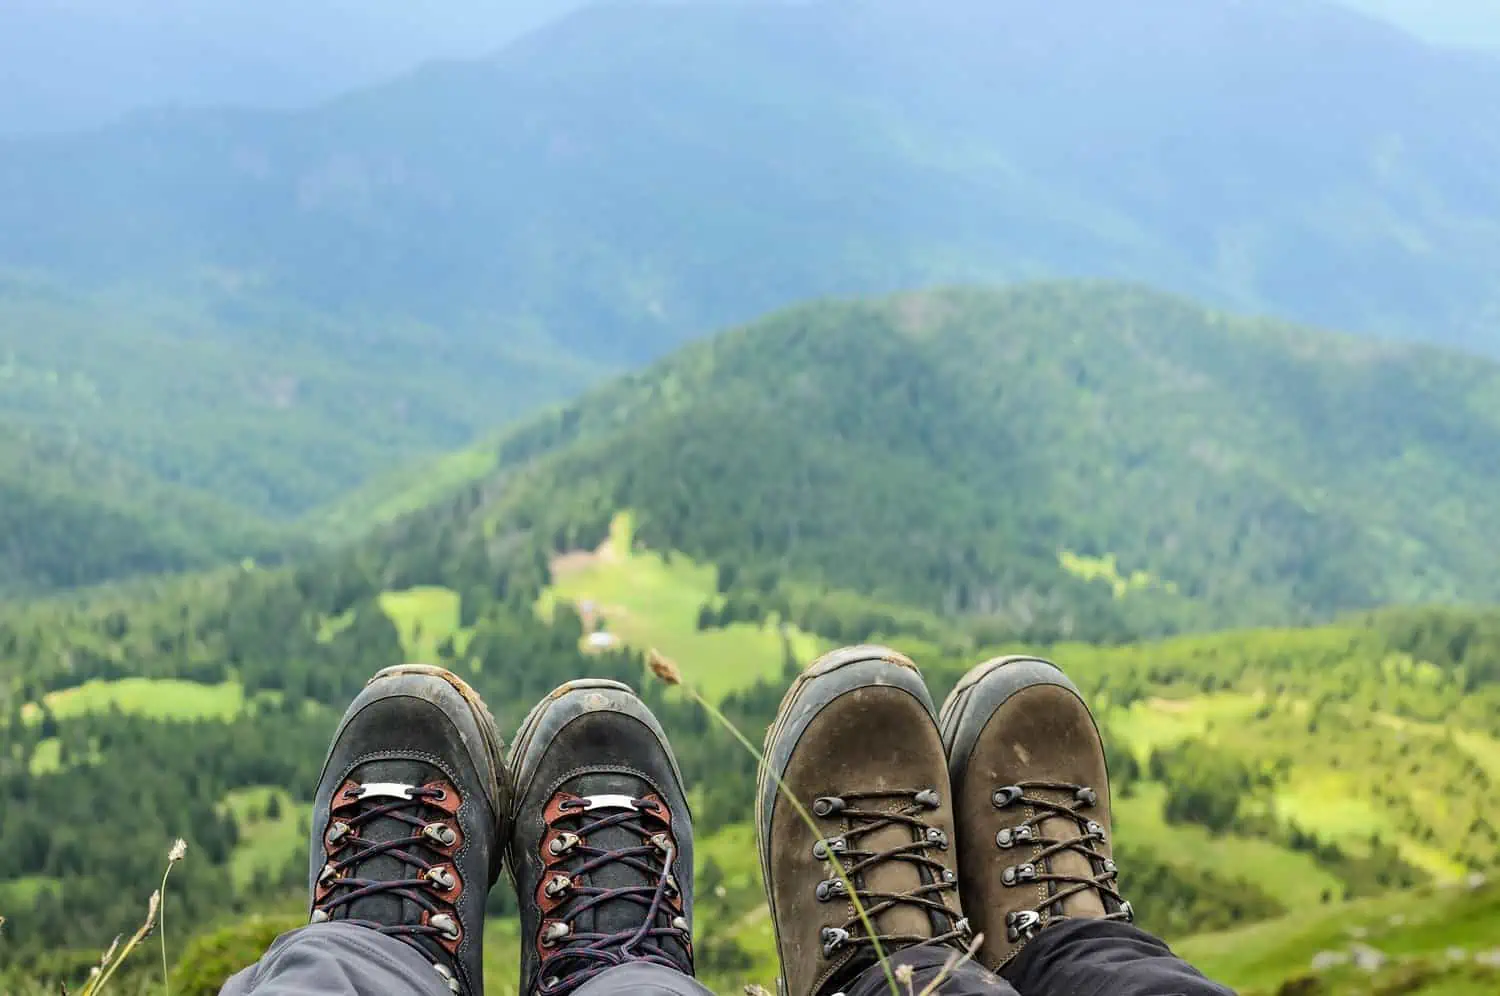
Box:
169;838;188;863
648;649;683;686
895;965;915;985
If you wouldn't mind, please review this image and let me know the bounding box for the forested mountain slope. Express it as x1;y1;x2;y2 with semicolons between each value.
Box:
0;424;285;592
456;284;1500;636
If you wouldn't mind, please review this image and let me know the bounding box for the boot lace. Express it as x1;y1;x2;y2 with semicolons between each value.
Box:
991;780;1133;942
812;787;969;959
536;795;692;995
313;781;466;950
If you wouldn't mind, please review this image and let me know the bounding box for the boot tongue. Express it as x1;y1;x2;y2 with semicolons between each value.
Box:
857;807;933;944
344;759;439;927
559;773;680;956
820;802;941;996
1035;788;1105;918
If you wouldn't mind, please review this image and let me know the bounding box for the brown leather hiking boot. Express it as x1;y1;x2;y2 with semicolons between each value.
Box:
939;655;1133;971
757;646;970;996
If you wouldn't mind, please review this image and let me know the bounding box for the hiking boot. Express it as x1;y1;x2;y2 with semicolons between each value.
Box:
308;664;510;996
939;656;1132;971
507;679;694;996
758;646;969;996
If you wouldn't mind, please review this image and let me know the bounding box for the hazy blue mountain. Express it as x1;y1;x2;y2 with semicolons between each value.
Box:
4;0;1500;521
0;0;583;134
4;0;1497;355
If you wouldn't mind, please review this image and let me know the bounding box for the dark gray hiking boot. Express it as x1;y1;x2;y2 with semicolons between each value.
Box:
757;646;970;996
939;655;1132;972
507;680;695;996
308;664;510;996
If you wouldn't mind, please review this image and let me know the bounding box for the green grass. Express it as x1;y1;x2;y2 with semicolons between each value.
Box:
220;787;310;892
1058;549;1177;597
538;513;826;700
1107;692;1268;766
21;678;249;723
1115;782;1343;908
1180;878;1500;995
0;875;61;909
1273;775;1467;882
26;737;102;775
377;587;472;664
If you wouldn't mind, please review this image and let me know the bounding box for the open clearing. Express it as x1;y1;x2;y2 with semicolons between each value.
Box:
21;677;249;723
378;586;472;664
221;786;311;892
1115;782;1343;909
539;513;826;701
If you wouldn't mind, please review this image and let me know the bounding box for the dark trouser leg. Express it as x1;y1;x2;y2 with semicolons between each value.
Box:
218;923;451;996
1002;919;1236;996
845;944;1022;996
570;962;719;996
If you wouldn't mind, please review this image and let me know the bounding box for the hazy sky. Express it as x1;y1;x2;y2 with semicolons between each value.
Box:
0;0;1496;136
0;0;585;133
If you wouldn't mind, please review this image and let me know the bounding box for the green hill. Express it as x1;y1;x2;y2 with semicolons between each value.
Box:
457;284;1500;636
0;423;286;592
9;285;1500;988
0;278;599;519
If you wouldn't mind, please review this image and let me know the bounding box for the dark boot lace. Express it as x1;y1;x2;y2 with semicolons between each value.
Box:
313;781;466;957
536;795;691;996
812;787;969;959
991;780;1133;942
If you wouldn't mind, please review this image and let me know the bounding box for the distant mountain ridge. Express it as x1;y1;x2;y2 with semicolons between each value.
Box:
9;0;1499;359
3;0;1500;528
435;283;1500;635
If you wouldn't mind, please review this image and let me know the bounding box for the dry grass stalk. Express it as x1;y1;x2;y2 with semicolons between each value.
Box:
648;649;901;996
72;837;187;996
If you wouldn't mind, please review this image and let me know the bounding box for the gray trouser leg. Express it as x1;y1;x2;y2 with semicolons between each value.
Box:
570;963;715;996
218;922;451;996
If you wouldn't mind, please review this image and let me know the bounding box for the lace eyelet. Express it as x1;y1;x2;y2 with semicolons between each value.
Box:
813;797;846;817
820;926;850;957
996;826;1035;849
993;786;1024;809
1006;910;1042;942
812;837;847;860
1002;862;1038;887
424;822;459;847
548;831;581;856
429;913;460;941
